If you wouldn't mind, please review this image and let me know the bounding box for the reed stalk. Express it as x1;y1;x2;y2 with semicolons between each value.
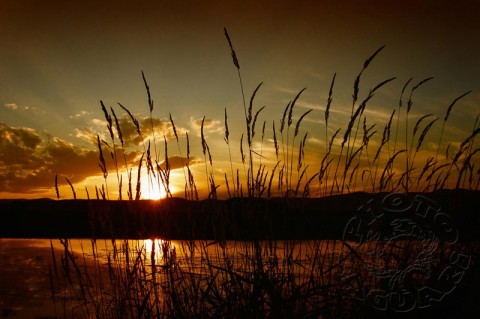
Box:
404;77;434;192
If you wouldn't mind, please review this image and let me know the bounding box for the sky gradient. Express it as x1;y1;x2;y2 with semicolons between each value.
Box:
1;0;479;199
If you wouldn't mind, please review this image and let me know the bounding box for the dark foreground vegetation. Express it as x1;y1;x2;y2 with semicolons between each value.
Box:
2;191;479;319
9;189;474;319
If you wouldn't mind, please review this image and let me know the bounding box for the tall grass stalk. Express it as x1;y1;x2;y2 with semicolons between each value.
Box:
346;46;385;160
169;113;189;197
404;76;434;192
224;108;237;197
142;71;159;161
284;88;306;195
51;32;480;319
435;90;472;163
65;177;76;200
291;108;312;189
224;27;256;197
76;36;479;202
96;134;109;199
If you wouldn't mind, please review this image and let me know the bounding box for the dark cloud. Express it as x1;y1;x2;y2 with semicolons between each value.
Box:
157;156;200;171
0;123;42;149
0;123;139;193
0;124;43;170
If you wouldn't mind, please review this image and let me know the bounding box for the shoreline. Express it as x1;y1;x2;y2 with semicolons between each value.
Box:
1;189;479;240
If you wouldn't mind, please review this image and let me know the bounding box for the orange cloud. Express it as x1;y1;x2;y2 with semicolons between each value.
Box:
78;115;188;147
190;117;222;136
4;103;18;110
0;123;140;194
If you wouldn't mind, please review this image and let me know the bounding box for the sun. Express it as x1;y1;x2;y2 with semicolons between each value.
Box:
140;175;168;200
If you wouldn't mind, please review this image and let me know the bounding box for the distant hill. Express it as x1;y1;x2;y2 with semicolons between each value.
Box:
1;189;478;240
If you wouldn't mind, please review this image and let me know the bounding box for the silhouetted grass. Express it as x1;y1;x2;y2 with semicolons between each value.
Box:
49;28;480;318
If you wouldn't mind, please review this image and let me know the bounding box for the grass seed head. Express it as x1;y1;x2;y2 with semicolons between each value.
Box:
224;27;240;69
111;106;124;147
224;107;230;144
325;73;336;124
101;101;114;141
294;109;313;138
417;118;438;152
142;71;154;113
169;113;179;142
273;121;279;159
280;101;291;133
444;90;471;122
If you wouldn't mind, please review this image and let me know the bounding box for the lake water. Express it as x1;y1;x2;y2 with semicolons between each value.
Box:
0;238;348;318
0;238;62;318
0;237;475;318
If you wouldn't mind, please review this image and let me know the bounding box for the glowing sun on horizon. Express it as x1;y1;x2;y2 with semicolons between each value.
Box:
140;175;171;200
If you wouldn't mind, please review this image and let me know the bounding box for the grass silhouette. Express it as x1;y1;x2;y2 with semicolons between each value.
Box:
47;28;479;318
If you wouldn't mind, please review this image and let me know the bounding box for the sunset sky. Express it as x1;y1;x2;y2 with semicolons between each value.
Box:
1;0;479;199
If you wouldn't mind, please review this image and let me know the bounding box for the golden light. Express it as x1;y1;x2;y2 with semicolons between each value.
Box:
143;239;178;263
144;239;163;256
140;175;170;200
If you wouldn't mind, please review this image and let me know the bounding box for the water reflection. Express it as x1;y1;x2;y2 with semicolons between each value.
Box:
1;238;472;318
28;238;345;265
